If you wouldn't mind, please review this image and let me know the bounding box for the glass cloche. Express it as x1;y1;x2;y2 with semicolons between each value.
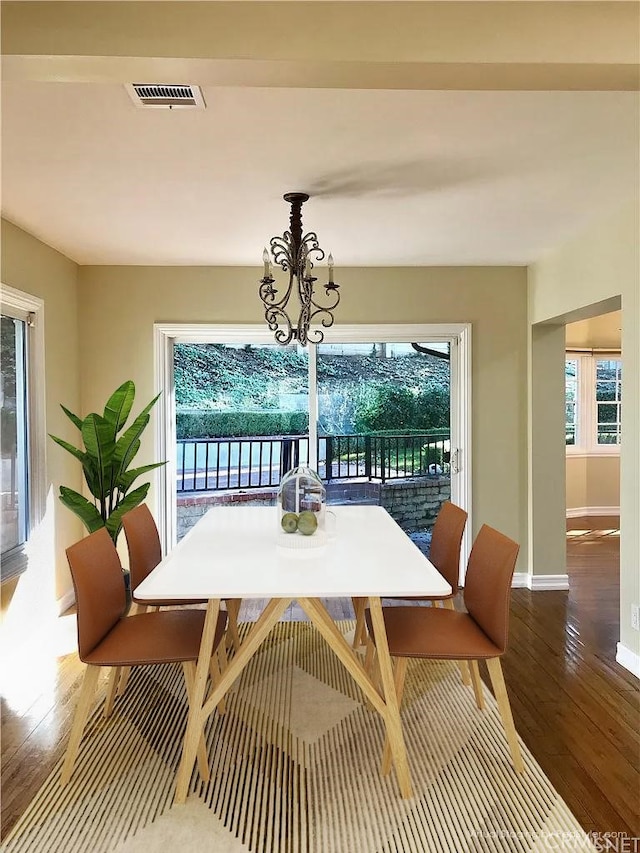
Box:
277;466;327;547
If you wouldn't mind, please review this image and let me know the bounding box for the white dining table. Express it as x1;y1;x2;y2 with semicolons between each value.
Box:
135;503;451;803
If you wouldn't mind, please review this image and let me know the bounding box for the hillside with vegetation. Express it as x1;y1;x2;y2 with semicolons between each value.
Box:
175;344;450;438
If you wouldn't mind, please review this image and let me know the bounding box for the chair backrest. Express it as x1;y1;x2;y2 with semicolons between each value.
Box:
66;527;126;661
429;500;468;592
463;524;520;654
121;504;162;591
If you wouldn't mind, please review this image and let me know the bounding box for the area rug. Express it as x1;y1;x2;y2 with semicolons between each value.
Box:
1;621;594;853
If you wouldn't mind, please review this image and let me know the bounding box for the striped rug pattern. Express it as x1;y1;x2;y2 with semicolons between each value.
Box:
1;621;593;853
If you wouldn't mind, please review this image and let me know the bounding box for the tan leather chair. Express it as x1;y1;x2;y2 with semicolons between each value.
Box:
366;524;524;775
62;527;228;786
122;504;241;653
354;501;469;684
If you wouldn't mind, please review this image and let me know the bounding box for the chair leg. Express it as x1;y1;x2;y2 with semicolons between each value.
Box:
182;662;211;783
486;657;524;774
61;665;101;785
381;657;409;776
442;599;471;686
104;667;121;718
352;597;367;648
469;660;485;710
225;599;242;654
117;666;132;697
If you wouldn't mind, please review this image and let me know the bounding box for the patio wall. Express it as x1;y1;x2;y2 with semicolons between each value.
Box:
379;477;451;532
176;477;450;541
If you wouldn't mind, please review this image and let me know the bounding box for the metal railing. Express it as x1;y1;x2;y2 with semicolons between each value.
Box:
177;432;450;493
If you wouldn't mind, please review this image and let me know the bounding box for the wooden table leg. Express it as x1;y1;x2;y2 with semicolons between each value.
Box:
174;597;291;803
174;598;221;804
367;597;414;798
351;597;368;648
298;597;413;798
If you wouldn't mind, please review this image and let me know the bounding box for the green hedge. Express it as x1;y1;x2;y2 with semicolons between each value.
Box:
177;410;309;439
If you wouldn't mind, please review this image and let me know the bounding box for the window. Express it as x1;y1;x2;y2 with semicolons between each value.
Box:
565;354;622;453
565;359;578;445
1;313;29;561
0;285;45;580
595;359;622;445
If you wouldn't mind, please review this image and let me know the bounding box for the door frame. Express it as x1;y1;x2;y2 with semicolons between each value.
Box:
154;323;472;575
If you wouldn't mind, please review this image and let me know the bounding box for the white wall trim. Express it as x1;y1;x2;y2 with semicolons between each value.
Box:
528;573;570;591
616;643;640;679
512;572;570;590
56;588;76;617
153;326;176;554
566;506;620;518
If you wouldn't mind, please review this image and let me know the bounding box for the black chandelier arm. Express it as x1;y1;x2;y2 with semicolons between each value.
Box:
259;272;295;312
308;305;338;330
300;233;325;266
270;234;296;272
263;305;296;346
309;284;340;314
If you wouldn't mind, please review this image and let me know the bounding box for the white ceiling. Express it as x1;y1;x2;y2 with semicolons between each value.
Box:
1;2;638;267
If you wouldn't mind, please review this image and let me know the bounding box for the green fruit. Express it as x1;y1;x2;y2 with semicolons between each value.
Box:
281;512;298;533
297;510;318;536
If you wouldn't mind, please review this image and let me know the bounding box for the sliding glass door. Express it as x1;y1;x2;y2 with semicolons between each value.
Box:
1;312;29;575
156;324;470;564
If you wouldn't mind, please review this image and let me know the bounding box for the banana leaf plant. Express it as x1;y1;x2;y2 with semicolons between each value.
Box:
49;381;165;543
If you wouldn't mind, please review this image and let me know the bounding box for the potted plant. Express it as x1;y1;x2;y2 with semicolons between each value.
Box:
49;381;165;547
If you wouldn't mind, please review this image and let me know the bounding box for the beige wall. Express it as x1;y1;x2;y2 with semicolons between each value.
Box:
566;455;620;511
529;200;639;659
78;264;529;571
1;219;81;602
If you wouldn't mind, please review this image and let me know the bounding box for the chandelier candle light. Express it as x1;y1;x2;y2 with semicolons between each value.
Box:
259;193;340;346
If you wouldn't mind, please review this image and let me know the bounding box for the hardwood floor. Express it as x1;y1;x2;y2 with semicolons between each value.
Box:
1;515;638;840
500;517;639;837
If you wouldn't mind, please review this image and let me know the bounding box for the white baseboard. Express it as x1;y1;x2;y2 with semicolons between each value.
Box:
528;574;569;591
56;588;75;616
566;506;620;519
512;573;570;591
616;643;640;679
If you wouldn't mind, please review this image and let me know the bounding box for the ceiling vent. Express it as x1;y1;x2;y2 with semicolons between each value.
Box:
125;83;205;110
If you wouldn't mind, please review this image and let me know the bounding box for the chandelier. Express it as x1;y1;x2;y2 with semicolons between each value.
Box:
259;193;340;346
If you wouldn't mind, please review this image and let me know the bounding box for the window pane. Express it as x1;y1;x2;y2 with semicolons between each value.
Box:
596;381;616;401
565;359;578;446
595;358;622;446
597;403;617;423
1;315;29;555
173;342;309;538
596;359;619;380
597;424;619;444
316;340;451;553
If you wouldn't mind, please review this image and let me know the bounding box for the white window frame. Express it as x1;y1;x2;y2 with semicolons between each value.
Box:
566;352;622;457
154;323;472;575
0;284;47;576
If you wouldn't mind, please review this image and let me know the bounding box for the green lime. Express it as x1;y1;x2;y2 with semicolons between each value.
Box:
297;510;318;536
281;512;298;533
